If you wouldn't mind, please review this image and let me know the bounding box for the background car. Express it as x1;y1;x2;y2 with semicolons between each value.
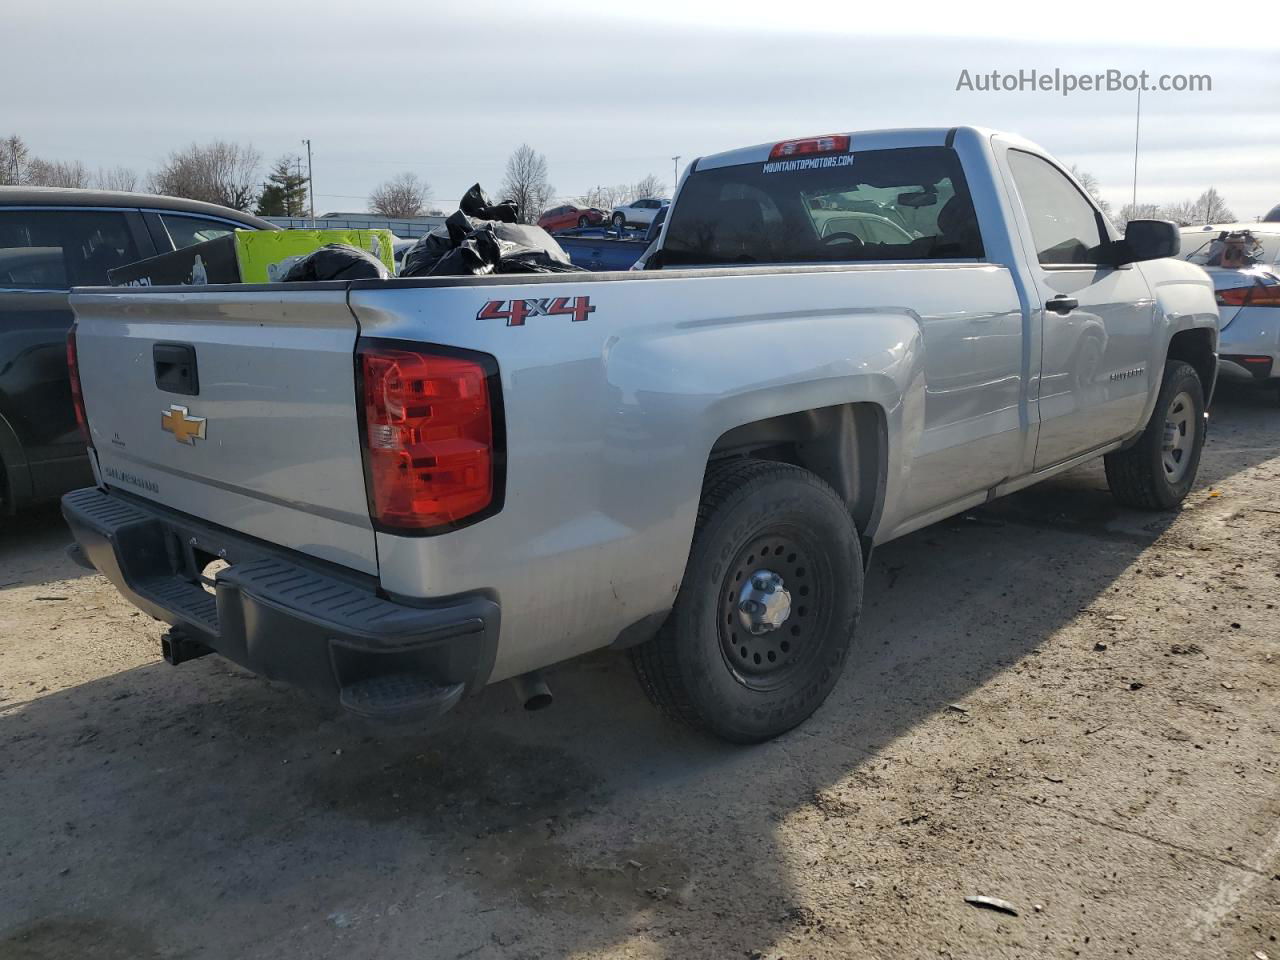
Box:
1180;223;1280;393
611;197;669;229
809;210;919;245
536;203;606;233
0;187;272;515
392;237;416;273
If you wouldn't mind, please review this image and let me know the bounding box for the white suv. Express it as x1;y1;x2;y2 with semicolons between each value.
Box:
611;197;669;229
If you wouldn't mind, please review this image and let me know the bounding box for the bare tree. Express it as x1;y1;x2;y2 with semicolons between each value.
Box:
1068;165;1112;218
577;176;667;214
150;141;262;211
1117;201;1165;225
1190;187;1234;225
629;174;667;202
1160;200;1200;226
369;172;430;218
1;134;31;185
578;184;630;212
95;166;140;192
27;158;91;188
500;144;554;224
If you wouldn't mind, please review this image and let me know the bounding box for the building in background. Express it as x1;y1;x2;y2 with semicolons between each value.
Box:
263;212;447;238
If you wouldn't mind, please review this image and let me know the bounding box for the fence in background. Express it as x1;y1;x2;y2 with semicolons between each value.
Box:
263;214;448;238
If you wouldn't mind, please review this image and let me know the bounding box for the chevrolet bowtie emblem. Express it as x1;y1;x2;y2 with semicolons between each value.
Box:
161;404;207;445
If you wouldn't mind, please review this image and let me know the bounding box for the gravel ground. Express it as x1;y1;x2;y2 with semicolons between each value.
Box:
1;386;1277;960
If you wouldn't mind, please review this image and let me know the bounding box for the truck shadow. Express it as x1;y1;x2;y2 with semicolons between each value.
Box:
0;503;92;592
1;387;1276;959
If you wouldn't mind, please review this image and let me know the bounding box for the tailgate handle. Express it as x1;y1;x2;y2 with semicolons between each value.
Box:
154;343;199;396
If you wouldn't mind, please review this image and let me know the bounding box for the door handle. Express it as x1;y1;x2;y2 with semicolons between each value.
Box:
154;342;199;396
1045;295;1078;315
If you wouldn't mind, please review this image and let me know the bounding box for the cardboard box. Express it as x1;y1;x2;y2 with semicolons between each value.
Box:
108;228;396;286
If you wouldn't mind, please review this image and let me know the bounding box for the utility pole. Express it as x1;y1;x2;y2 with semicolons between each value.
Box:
1131;88;1141;213
672;155;681;191
302;138;315;225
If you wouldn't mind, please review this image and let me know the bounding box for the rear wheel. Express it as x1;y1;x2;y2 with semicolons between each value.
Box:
631;459;863;743
1105;359;1206;510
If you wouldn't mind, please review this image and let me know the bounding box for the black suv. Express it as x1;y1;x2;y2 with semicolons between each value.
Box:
0;187;273;515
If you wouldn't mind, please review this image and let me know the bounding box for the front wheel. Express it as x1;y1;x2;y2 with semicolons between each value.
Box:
631;459;863;743
611;212;626;229
1105;359;1206;509
577;215;589;228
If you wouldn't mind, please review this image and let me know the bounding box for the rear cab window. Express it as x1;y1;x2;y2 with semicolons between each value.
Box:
660;145;984;267
0;209;141;288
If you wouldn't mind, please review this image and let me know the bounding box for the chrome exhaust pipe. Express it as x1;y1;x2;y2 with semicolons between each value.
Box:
511;671;553;711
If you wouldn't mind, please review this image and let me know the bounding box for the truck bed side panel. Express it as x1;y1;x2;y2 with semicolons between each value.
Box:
350;264;1022;681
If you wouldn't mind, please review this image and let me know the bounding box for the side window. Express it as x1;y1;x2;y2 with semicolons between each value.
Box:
160;214;238;250
0;209;140;288
1008;151;1106;265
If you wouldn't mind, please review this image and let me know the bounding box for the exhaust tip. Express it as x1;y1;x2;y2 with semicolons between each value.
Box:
523;690;554;711
511;671;553;711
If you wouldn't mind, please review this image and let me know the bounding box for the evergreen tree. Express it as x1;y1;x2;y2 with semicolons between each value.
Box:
256;156;308;216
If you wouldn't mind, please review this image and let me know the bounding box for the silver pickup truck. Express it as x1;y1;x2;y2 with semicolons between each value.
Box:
63;127;1219;743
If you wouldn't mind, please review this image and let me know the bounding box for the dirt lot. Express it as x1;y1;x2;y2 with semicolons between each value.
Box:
1;387;1277;960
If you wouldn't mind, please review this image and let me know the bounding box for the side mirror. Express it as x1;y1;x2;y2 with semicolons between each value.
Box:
897;190;938;208
1117;219;1180;264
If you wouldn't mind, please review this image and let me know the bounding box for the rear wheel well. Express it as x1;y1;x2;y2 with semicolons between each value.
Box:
1167;328;1216;395
708;403;886;544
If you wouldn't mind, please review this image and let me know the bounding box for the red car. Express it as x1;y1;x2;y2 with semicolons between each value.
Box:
537;203;606;233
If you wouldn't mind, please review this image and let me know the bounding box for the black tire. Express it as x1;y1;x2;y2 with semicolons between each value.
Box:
1105;359;1206;510
577;215;589;228
631;459;863;743
611;212;626;229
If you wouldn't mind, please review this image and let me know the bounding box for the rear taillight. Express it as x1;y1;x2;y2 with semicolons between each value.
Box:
1216;279;1280;308
358;343;501;532
66;327;91;446
769;135;850;159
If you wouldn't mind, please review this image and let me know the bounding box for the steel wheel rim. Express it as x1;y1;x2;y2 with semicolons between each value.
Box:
1161;390;1196;483
717;529;823;691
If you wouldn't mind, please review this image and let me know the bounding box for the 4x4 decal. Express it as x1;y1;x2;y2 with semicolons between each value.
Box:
477;296;595;327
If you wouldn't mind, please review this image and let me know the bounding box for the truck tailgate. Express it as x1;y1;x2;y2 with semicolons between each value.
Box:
69;288;377;575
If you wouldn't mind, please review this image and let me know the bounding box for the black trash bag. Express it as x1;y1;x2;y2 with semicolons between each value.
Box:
401;228;456;277
400;183;588;278
460;183;519;224
498;250;588;274
491;222;572;265
282;243;389;282
426;224;503;277
445;209;476;245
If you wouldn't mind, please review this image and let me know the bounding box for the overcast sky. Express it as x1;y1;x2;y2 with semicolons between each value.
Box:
5;0;1277;219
